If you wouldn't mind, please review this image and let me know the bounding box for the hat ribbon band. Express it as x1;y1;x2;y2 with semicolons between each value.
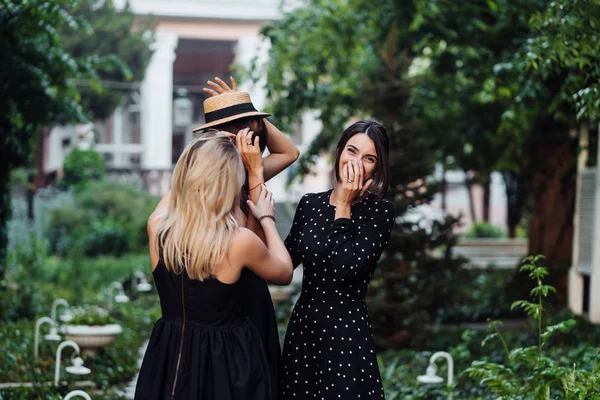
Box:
205;103;259;123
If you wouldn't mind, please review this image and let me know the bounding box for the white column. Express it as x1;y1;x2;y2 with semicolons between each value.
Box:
141;33;178;170
569;123;589;316
235;36;292;200
112;106;124;167
590;122;600;323
234;36;269;110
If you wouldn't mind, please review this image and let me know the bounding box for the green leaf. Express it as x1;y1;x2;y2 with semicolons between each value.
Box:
540;319;577;342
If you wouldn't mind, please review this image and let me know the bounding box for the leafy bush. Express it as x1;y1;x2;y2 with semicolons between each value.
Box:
68;305;116;326
0;235;50;321
463;222;506;238
0;296;159;392
0;386;64;400
76;180;158;251
46;207;95;255
367;216;468;349
467;255;600;399
2;250;149;323
83;219;130;257
43;253;150;300
435;266;531;324
46;181;160;257
374;256;600;399
57;148;105;192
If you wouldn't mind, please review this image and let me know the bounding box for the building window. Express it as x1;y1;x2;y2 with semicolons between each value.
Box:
95;91;144;169
123;92;142;144
95;119;113;144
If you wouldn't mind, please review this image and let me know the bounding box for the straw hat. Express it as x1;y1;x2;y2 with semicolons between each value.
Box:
192;92;270;132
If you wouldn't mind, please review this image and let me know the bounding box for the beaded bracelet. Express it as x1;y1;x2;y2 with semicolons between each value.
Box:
257;215;276;223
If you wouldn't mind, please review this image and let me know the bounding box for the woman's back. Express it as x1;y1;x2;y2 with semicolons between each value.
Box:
135;132;292;400
153;258;245;328
135;253;274;400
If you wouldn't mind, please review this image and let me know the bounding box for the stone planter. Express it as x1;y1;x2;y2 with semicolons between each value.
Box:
454;238;528;269
61;324;123;356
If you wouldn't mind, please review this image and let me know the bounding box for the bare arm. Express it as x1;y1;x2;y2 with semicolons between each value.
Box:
154;190;171;214
240;186;293;284
147;191;171;269
147;213;161;270
235;128;267;241
233;227;293;285
262;119;299;182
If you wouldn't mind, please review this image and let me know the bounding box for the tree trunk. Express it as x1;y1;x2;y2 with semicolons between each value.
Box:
528;127;577;308
482;173;491;222
465;172;477;223
0;134;10;319
26;172;35;222
441;165;447;212
503;171;528;238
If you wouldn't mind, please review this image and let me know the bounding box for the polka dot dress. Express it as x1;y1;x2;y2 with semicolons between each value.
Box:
280;189;395;399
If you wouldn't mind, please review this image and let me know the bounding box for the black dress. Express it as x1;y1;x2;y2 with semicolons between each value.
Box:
239;268;281;396
239;191;281;395
134;258;274;400
280;190;395;399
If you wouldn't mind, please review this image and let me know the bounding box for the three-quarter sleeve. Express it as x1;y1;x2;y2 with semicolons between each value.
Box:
326;200;395;281
285;195;308;269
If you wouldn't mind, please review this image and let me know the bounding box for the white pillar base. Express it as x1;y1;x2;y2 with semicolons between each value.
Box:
568;268;584;315
590;272;600;323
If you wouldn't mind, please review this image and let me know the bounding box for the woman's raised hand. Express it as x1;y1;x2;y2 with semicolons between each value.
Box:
336;159;373;206
203;76;238;97
235;127;263;172
247;186;274;219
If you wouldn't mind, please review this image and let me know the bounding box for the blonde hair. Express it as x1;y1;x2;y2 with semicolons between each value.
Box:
158;131;245;280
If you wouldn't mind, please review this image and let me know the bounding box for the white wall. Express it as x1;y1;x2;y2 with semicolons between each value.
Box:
114;0;281;20
46;125;77;173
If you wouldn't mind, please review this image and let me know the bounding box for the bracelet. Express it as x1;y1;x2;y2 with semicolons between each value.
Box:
257;215;276;223
249;182;265;192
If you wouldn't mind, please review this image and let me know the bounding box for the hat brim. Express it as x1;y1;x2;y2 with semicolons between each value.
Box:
193;111;271;132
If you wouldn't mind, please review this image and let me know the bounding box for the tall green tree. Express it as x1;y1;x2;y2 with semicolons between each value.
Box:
483;0;599;286
254;0;600;321
60;0;155;120
1;0;101;287
0;0;153;303
508;0;599;296
397;0;598;301
409;0;548;234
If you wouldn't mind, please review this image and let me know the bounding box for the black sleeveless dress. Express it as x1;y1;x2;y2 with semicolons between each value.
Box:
134;260;274;400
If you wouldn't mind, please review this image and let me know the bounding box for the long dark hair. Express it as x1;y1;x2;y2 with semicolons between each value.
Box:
212;116;268;153
333;120;390;199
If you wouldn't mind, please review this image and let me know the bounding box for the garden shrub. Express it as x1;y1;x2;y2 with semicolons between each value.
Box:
46;180;160;257
467;255;600;399
0;297;159;398
83;219;130;257
46;207;95;255
435;266;531;324
463;222;506;239
0;235;50;322
57;148;105;192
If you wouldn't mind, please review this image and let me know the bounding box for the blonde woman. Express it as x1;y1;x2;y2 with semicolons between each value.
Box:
134;132;292;400
154;76;299;398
